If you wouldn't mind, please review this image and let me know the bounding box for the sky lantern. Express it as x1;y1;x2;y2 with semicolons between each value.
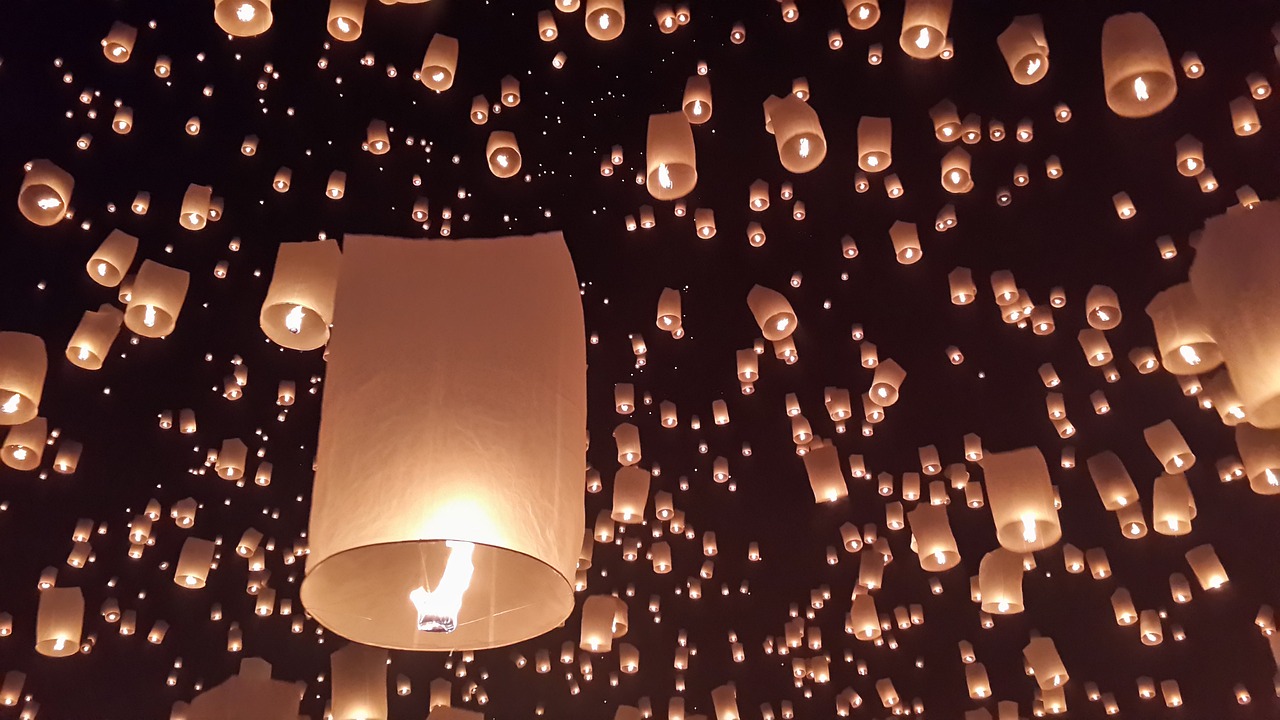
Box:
1101;12;1177;117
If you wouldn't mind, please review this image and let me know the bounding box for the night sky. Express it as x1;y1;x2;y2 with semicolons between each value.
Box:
2;0;1280;718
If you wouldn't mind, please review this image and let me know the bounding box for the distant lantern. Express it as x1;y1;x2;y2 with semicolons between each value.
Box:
1101;12;1177;117
36;587;83;658
87;230;137;288
178;184;213;231
585;0;624;41
1180;52;1203;77
1185;544;1228;589
899;0;951;59
845;0;880;29
889;222;922;264
18;159;73;226
125;260;190;338
1189;202;1280;427
646;113;697;200
683;76;712;124
763;95;826;173
301;232;585;651
981;447;1061;552
331;642;389;720
1085;285;1122;330
746;285;797;341
328;0;366;40
102;22;137;62
260;240;341;352
67;304;124;370
365;120;390;154
929;100;961;141
0;332;46;425
538;10;558;40
1230;96;1261;136
940;147;973;193
420;34;459;92
326;171;347;199
486;131;522;178
997;15;1048;84
214;0;273;36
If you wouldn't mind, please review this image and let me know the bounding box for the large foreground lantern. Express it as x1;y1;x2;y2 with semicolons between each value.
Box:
261;240;342;351
301;232;586;650
1101;12;1177;117
1189;201;1280;428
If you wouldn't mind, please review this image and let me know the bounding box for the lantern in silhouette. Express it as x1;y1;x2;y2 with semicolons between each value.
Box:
301;232;585;651
1101;12;1177;117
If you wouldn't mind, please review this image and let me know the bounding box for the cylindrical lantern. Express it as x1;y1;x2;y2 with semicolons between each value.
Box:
214;0;273;36
1185;544;1228;589
1085;286;1122;330
1152;473;1194;536
585;0;624;41
301;232;585;650
1236;423;1280;495
980;447;1061;552
260;240;341;351
1145;283;1221;375
899;0;951;59
328;0;366;40
420;34;459;92
331;642;389;720
87;230;137;287
763;95;826;173
102;21;137;62
997;15;1048;84
889;222;922;264
746;285;797;341
979;548;1024;614
869;360;906;407
67;304;124;370
486;131;522;178
175;538;215;588
929;100;961;141
1230;97;1261;136
36;587;83;657
2;417;46;470
0;332;46;425
907;504;958;571
1101;12;1177;117
940;148;972;193
125;260;190;338
1144;420;1195;472
856;117;891;172
646;113;696;200
18;159;74;226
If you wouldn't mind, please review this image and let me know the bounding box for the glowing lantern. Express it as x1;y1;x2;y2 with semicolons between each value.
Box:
18;159;73;226
646;113;696;200
301;232;585;651
856;117;891;172
764;95;826;173
1145;283;1221;375
214;0;273;36
486;132;522;178
328;0;366;41
929;100;961;141
889;222;922;264
1230;97;1261;136
1085;286;1122;330
979;548;1024;614
2;417;45;470
869;360;906;407
683;76;713;124
35;587;82;658
331;642;388;720
746;285;797;341
67;304;124;370
585;0;624;41
997;15;1048;84
1185;544;1228;589
1144;420;1195;472
1236;423;1280;495
0;332;46;425
1152;473;1194;536
420;34;459;92
981;447;1061;552
907;504;958;571
261;240;341;352
940;148;973;193
803;440;848;503
899;0;951;59
1101;12;1177;117
845;0;880;29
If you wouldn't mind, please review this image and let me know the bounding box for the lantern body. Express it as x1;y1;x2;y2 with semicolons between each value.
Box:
67;304;124;370
907;504;959;571
1189;202;1280;427
214;0;273;36
764;95;826;173
18;159;73;226
88;230;138;287
646;113;697;200
747;285;797;341
1101;13;1177;117
421;34;459;92
486;131;523;179
899;0;951;59
301;232;585;651
125;261;190;338
36;587;83;657
1145;283;1221;375
980;447;1061;552
0;332;46;425
997;15;1048;84
328;0;366;41
856;117;892;172
683;76;712;124
585;0;624;40
261;240;341;351
2;417;46;470
331;642;389;720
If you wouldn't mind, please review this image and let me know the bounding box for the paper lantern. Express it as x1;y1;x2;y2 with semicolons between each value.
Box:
331;642;388;720
856;117;891;172
907;504;958;571
966;663;991;699
18;159;73;226
1144;420;1195;472
585;0;624;41
261;240;341;351
0;332;46;425
2;417;45;470
646;113;696;200
939;148;972;193
537;10;558;41
67;304;124;370
1085;286;1121;330
36;587;83;658
746;285;797;341
1189;202;1280;427
1101;13;1177;117
1145;283;1221;375
981;447;1061;552
124;260;190;338
1174;134;1204;176
1023;637;1067;690
87;230;138;287
1230;96;1261;135
682;76;713;124
899;0;951;59
1152;473;1194;536
889;222;922;264
1236;423;1280;495
612;465;647;522
979;548;1024;614
420;34;459;92
712;685;739;720
1085;452;1138;511
929;100;961;141
301;233;585;651
694;208;716;238
803;441;847;503
1185;544;1228;589
177;184;213;231
948;267;976;305
869;360;906;407
175;538;215;588
763;95;826;173
102;21;137;62
845;0;879;29
486;131;522;178
996;15;1047;83
328;0;366;41
214;0;273;36
1078;329;1112;367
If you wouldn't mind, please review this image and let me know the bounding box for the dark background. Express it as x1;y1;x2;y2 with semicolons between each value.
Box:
0;0;1278;717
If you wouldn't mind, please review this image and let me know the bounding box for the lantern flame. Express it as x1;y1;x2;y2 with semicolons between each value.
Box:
598;12;611;30
143;304;158;328
36;197;62;210
914;28;931;50
409;540;476;633
1177;345;1201;366
1133;76;1149;101
284;304;306;334
798;138;810;158
1026;58;1041;76
1020;515;1037;544
657;163;673;190
1;394;20;414
236;3;256;22
336;17;350;33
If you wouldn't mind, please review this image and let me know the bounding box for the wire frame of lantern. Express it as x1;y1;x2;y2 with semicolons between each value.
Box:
214;0;273;36
645;113;696;200
1100;12;1177;117
260;240;341;351
420;34;459;92
18;159;73;227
